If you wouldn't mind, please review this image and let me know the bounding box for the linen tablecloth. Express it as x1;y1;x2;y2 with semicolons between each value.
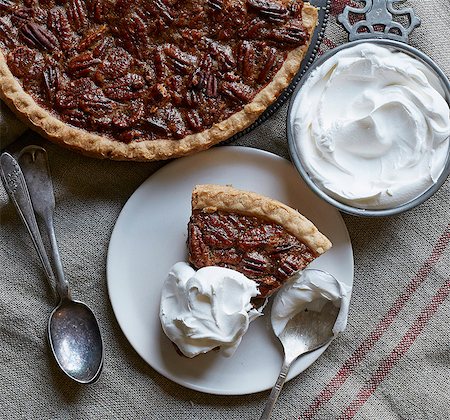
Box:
1;1;449;419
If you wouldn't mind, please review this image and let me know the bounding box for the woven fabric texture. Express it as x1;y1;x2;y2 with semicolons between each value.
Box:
0;1;449;419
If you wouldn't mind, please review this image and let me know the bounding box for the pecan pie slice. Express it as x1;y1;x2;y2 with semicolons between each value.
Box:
0;0;317;161
188;184;331;299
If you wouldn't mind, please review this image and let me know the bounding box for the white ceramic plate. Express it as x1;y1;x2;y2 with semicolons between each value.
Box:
107;146;354;395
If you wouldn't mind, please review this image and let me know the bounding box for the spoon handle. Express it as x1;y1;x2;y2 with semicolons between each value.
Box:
259;358;292;420
0;152;56;284
18;146;70;301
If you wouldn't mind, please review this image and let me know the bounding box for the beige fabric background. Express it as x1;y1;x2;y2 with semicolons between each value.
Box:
1;1;449;419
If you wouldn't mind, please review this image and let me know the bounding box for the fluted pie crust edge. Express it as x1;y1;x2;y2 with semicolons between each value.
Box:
192;184;332;255
0;4;317;161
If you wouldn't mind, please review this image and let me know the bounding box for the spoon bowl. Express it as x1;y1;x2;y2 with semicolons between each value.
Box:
278;300;339;360
49;300;103;383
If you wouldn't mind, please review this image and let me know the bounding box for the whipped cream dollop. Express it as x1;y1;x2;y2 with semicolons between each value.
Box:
271;270;351;338
293;43;450;209
159;262;261;358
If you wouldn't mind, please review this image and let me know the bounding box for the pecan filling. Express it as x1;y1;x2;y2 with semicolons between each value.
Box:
0;0;308;143
188;209;316;298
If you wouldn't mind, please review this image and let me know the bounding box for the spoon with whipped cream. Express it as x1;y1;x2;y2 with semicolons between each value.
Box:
259;269;350;420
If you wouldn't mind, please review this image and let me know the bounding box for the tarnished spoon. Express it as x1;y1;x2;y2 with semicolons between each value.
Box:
259;289;340;419
0;147;103;384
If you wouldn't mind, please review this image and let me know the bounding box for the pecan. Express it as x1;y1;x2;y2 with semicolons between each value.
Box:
164;44;197;74
126;73;146;90
114;0;134;13
87;0;108;23
32;6;48;25
56;79;98;110
206;74;218;97
166;107;187;139
153;47;167;79
188;224;214;267
90;115;114;128
0;0;15;12
68;52;101;77
200;212;237;249
240;17;266;38
48;8;75;52
7;46;43;78
67;0;87;32
11;7;33;27
238;40;254;79
289;0;304;18
268;24;306;45
149;83;170;103
195;56;212;90
179;28;203;44
206;39;235;70
56;90;79;110
255;277;280;297
257;47;277;83
80;91;112;115
241;251;271;275
198;108;214;128
239;224;280;249
227;213;251;230
212;248;241;267
145;0;174;24
189;68;202;89
77;25;107;52
121;12;148;60
103;73;146;101
20;22;59;52
221;81;254;102
184;90;199;107
224;72;240;82
62;108;88;126
207;0;223;12
118;129;146;144
95;47;131;81
246;0;289;23
185;109;203;132
112;100;144;129
43;65;60;102
92;36;114;59
0;18;17;48
270;242;295;255
146;115;169;137
276;254;304;279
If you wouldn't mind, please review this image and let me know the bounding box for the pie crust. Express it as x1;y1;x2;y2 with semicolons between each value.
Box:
191;184;331;254
0;2;318;161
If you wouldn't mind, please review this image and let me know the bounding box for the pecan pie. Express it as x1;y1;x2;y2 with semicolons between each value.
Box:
188;184;331;299
0;0;317;161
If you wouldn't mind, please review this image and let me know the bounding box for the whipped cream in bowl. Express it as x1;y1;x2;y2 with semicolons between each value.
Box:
288;40;450;216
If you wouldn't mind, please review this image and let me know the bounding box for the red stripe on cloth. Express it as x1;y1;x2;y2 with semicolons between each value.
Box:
323;37;337;50
301;226;450;419
338;278;450;420
317;37;337;56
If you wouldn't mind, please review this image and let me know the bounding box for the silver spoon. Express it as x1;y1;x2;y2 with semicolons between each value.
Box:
0;147;103;384
259;283;340;419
